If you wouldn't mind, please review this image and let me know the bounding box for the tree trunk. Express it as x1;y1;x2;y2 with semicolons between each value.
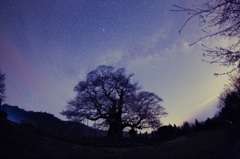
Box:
107;115;123;137
107;122;123;137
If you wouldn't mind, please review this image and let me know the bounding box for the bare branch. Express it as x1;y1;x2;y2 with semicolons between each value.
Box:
172;1;240;73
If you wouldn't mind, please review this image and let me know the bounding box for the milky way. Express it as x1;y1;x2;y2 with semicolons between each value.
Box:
0;0;229;126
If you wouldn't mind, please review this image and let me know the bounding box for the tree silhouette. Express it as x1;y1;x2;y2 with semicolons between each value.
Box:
218;73;240;124
157;124;176;139
173;1;240;74
61;65;167;137
193;119;201;132
182;121;190;133
0;70;6;106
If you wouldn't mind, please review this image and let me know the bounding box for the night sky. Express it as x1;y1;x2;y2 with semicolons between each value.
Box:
0;0;230;126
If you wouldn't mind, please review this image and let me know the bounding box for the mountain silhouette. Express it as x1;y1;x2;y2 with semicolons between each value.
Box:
0;104;106;137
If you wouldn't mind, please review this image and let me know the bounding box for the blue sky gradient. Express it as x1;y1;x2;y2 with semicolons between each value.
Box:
0;0;230;126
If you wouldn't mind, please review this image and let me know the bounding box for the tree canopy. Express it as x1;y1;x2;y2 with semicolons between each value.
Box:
173;0;240;74
0;70;6;106
218;73;240;124
61;65;167;137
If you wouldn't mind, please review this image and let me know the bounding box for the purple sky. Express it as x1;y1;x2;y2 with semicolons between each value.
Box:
0;0;230;126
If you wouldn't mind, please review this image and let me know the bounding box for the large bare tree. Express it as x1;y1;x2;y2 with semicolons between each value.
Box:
61;65;167;137
173;0;240;74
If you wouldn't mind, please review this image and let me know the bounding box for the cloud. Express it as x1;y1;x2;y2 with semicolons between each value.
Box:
139;30;167;52
128;38;201;70
202;36;239;50
94;50;125;66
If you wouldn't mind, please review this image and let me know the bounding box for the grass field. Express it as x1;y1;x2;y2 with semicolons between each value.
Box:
0;118;240;159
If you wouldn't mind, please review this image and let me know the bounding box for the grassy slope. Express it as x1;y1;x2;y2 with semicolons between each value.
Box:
0;118;239;159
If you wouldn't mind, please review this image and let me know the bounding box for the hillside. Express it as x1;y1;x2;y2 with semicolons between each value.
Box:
0;117;240;159
0;104;106;137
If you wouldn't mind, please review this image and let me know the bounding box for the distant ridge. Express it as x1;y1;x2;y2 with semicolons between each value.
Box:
0;104;106;137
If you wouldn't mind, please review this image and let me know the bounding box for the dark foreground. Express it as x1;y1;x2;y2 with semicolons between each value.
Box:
0;119;240;159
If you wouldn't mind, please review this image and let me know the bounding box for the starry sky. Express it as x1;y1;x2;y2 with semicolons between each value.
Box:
0;0;230;126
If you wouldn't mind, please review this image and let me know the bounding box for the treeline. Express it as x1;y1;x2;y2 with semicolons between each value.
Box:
126;116;224;142
217;74;240;125
127;114;238;143
0;104;107;138
156;117;223;140
156;74;240;141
